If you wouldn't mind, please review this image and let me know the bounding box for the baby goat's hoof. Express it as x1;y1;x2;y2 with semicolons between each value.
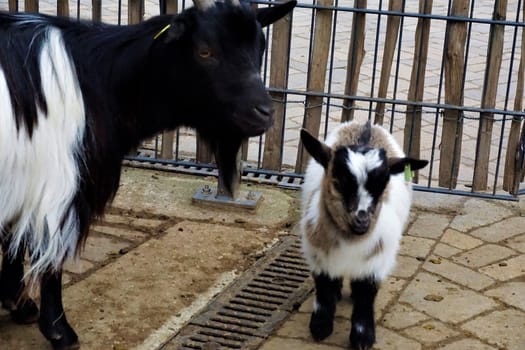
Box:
309;309;334;341
349;322;375;350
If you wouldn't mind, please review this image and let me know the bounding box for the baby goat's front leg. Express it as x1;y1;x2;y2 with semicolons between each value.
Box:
309;272;343;341
350;277;378;350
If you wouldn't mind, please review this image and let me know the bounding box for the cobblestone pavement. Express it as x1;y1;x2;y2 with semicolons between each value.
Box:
259;192;525;350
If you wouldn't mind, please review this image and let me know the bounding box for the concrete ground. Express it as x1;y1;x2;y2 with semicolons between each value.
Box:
1;167;523;349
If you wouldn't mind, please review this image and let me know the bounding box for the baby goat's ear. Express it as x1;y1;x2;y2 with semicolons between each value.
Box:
301;129;332;169
388;157;429;175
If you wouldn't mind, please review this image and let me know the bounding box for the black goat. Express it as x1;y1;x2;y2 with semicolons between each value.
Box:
0;0;297;348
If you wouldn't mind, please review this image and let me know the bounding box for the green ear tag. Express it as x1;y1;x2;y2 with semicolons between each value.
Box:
404;164;412;182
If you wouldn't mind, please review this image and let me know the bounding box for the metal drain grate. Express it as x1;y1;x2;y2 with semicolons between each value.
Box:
160;236;313;350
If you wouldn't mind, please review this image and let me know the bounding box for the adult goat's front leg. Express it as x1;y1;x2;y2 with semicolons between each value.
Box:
349;277;378;350
0;236;39;324
309;272;343;341
39;270;79;350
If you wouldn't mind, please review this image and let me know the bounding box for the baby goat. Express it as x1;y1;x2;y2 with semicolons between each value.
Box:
300;121;428;349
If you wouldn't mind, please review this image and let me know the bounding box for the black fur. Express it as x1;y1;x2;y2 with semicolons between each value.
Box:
309;273;343;341
350;278;378;350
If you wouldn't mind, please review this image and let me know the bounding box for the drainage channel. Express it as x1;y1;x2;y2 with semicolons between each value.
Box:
159;235;313;350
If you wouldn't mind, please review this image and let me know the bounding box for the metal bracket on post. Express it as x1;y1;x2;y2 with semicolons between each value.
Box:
192;142;263;210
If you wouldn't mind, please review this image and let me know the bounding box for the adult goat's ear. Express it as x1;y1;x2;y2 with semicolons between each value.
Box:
301;128;332;169
256;0;297;27
388;157;429;175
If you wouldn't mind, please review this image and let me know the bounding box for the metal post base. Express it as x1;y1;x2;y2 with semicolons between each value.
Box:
192;185;263;210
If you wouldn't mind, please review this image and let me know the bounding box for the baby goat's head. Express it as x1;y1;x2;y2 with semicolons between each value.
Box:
301;127;428;236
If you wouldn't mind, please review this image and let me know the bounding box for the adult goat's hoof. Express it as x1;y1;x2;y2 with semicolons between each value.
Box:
10;298;39;324
39;315;79;350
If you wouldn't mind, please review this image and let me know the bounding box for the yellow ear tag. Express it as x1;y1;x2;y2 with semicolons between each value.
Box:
154;24;171;40
404;164;413;182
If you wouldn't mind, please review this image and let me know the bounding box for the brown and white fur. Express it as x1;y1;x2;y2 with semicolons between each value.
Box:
300;121;428;349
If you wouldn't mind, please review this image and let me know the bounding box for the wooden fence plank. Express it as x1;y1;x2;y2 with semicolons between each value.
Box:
128;0;143;25
472;0;507;191
160;0;178;159
9;0;18;12
92;0;102;21
374;0;403;125
295;0;334;173
24;0;38;12
262;8;293;170
403;0;432;183
57;0;69;17
503;3;525;194
341;0;367;122
439;0;469;189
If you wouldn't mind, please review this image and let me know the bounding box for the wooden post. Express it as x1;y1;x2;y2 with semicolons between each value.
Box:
403;0;433;183
128;0;143;25
8;0;18;12
57;0;69;17
503;2;525;194
160;0;179;159
439;0;469;189
295;0;334;173
92;0;102;21
24;0;38;13
472;0;507;191
196;135;214;164
374;0;403;125
341;0;367;122
262;7;293;170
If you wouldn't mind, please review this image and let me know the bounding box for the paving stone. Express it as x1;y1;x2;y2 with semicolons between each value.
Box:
433;243;463;258
63;258;94;275
452;244;515;268
131;218;165;228
399;272;497;324
412;191;466;213
479;255;525;281
462;309;525;350
485;282;525;311
406;213;450;239
449;199;513;232
441;229;483;250
505;233;525;253
276;313;350;348
381;304;430;330
423;258;495;290
392;255;422;278
403;320;459;345
436;339;497;350
399;236;436;258
91;225;147;242
376;277;407;318
81;235;131;262
98;213;131;225
374;326;422;350
469;217;525;243
258;337;343;350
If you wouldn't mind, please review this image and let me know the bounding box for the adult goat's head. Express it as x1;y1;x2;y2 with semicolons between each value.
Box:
301;127;428;236
152;0;297;138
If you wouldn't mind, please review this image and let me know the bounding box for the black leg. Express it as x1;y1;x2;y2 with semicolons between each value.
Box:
349;277;378;350
38;270;79;350
0;237;39;324
309;272;343;341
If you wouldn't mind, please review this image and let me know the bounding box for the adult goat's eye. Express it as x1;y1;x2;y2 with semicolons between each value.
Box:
199;48;213;58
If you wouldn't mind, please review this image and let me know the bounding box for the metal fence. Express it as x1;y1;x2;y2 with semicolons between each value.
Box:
2;0;524;200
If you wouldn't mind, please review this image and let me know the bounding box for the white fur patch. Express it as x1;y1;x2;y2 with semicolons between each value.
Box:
0;27;85;281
